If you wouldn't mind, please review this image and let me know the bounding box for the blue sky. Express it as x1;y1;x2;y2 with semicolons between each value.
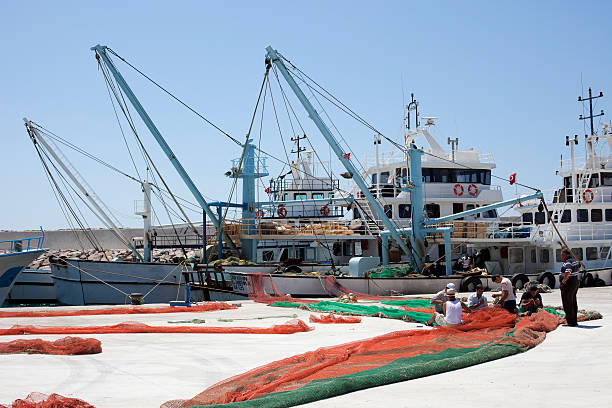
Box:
1;0;611;230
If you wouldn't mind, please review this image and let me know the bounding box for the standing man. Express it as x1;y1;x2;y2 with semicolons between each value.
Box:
467;284;488;311
430;283;456;314
560;249;580;326
491;274;516;314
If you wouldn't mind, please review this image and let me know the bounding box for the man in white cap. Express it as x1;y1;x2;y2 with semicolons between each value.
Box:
426;288;472;326
430;283;457;314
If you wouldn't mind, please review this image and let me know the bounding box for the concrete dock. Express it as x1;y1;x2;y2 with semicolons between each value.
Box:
0;287;609;408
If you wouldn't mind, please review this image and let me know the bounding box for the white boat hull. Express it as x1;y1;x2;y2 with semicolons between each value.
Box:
0;250;47;306
50;259;192;305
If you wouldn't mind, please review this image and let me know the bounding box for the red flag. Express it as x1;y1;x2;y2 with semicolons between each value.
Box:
509;173;516;185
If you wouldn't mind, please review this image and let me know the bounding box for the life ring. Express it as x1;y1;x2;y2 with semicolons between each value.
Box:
277;206;287;218
583;189;594;204
468;184;479;197
453;184;464;197
255;209;264;218
320;205;330;216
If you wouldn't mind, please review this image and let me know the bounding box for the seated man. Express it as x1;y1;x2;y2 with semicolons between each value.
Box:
430;283;456;314
467;284;488;311
491;274;517;314
520;284;543;316
427;289;472;326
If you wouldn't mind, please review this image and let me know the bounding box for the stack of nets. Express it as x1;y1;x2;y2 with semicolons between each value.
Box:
365;265;419;278
0;393;94;408
0;337;101;355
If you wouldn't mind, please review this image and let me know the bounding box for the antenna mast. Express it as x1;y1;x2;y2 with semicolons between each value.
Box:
291;133;307;159
578;87;604;136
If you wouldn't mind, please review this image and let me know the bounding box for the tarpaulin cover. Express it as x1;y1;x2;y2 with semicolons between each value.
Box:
0;392;94;408
309;314;361;324
0;303;237;318
165;308;563;408
0;320;313;336
0;336;101;355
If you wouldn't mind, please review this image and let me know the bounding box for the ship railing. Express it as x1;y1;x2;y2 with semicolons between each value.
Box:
222;218;365;239
443;221;533;240
268;178;339;193
0;227;45;254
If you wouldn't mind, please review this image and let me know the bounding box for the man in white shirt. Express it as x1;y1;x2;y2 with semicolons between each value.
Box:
430;283;456;314
467;284;488;311
491;274;516;314
427;289;472;326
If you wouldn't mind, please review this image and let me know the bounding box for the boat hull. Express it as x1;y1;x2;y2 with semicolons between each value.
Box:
50;259;192;305
0;250;47;306
6;268;56;304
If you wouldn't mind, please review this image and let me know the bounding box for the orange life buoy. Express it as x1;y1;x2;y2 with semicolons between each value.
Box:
583;189;594;204
320;205;330;216
453;184;464;196
255;209;264;218
468;184;479;197
277;206;287;218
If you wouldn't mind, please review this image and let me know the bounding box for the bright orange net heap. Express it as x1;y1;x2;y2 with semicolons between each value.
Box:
0;320;313;336
0;303;237;319
0;392;94;408
168;308;563;408
0;336;101;355
309;314;361;324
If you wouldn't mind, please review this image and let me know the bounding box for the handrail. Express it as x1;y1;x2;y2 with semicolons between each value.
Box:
0;227;45;253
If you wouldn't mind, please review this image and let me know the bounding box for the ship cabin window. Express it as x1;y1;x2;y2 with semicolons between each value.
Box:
563;176;572;188
522;213;533;224
262;250;274;262
586;247;598;261
589;174;600;188
421;168;491;185
312;193;324;199
577;209;588;222
540;249;550;263
555;249;562;262
305;247;316;262
343;242;354;256
530;248;537;263
328;192;334;198
333;242;342;256
482;209;498;218
294;193;307;200
534;211;546;225
561;210;571;223
399;204;412;218
465;204;480;218
282;193;288;201
509;248;523;264
571;248;583;261
371;173;377;185
425;204;440;218
384;204;393;218
380;171;390;184
606;209;612;221
601;247;610;260
591;209;603;222
601;172;612;186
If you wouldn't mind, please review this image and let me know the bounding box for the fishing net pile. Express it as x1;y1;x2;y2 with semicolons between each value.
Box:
0;392;94;408
309;314;361;324
0;320;312;336
365;265;420;278
0;303;237;319
0;336;101;355
164;308;563;408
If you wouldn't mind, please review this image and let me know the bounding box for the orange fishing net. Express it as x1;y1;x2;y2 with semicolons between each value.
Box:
0;303;237;319
0;336;101;355
0;320;313;336
168;308;563;408
0;392;94;408
309;313;361;324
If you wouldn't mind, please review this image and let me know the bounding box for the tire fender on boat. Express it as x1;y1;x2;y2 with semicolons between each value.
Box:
537;271;555;288
460;276;482;292
510;273;529;290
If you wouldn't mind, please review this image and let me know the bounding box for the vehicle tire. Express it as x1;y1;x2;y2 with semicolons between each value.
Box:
537;272;555;288
594;278;606;287
284;265;302;274
460;276;482;292
582;273;594;287
511;273;529;290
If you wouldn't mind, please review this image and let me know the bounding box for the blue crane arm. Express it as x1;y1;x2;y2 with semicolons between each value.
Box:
91;45;237;252
265;46;411;257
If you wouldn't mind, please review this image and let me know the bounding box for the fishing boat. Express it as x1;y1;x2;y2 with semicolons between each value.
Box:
0;230;47;306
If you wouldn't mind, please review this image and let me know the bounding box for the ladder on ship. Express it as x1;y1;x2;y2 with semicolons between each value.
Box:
355;198;382;235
